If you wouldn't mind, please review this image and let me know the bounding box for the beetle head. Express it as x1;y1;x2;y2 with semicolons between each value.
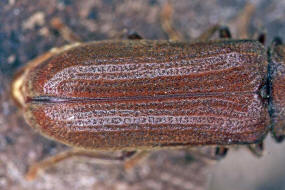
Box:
268;38;285;142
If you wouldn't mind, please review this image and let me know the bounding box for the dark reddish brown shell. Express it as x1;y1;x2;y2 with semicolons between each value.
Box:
18;40;269;150
269;42;285;140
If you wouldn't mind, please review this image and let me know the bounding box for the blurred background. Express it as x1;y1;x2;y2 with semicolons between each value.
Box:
0;0;285;189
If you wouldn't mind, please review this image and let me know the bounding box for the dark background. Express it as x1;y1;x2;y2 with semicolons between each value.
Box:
0;0;285;190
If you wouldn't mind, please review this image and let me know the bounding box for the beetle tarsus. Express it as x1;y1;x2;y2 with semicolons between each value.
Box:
247;142;264;157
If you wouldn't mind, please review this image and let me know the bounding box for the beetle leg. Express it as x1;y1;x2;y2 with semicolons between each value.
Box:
199;3;254;40
124;150;150;170
25;149;143;180
237;3;255;39
185;146;228;164
197;25;221;41
160;2;183;41
247;142;264;157
50;17;82;43
197;25;232;41
198;4;254;40
229;3;255;39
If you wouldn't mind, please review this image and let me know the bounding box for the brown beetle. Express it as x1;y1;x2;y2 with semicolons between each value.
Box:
11;15;285;179
13;39;272;147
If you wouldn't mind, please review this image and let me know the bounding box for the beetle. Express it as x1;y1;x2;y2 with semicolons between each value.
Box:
11;14;285;179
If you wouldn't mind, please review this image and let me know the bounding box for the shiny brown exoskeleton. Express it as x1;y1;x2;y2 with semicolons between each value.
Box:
11;25;285;179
